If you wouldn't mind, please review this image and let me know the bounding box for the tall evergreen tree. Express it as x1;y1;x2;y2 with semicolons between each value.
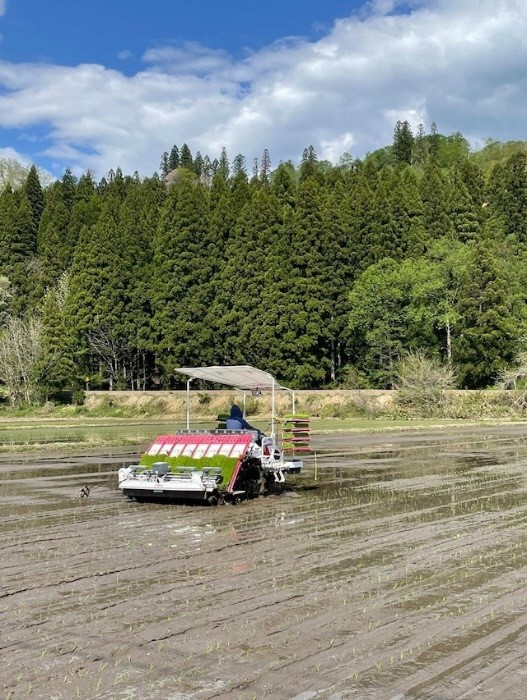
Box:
454;242;518;387
160;151;170;176
179;144;193;169
37;184;71;290
168;145;180;171
24;165;45;238
412;123;428;167
448;179;481;242
232;154;246;177
151;172;213;379
299;145;318;181
348;171;377;274
65;198;131;387
217;147;230;180
392;120;414;165
193;151;204;178
499;153;527;242
420;162;453;240
36;284;78;398
0;186;37;311
260;148;271;184
60;168;77;211
282;177;333;385
271;162;297;209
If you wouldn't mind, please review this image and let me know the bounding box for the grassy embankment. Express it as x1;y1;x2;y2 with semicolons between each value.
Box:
0;389;526;452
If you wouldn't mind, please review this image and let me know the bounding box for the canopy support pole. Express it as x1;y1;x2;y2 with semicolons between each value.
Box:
271;378;276;438
186;378;194;429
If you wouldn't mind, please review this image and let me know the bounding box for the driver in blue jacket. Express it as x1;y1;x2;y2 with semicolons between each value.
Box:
225;404;265;444
225;404;257;431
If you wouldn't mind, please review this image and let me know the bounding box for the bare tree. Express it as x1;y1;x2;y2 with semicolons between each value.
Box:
0;316;43;404
87;325;130;390
0;276;13;328
497;349;527;390
394;350;457;416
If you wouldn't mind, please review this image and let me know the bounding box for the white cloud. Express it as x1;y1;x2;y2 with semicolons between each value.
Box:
0;1;5;17
117;50;133;61
0;146;30;163
143;42;234;76
0;0;526;177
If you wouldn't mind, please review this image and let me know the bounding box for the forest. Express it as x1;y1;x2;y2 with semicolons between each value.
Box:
1;121;527;404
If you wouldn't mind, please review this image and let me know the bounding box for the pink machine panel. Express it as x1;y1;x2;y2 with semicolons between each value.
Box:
146;433;255;490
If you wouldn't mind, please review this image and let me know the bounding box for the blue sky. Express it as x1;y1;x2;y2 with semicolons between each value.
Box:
1;1;365;68
0;0;526;179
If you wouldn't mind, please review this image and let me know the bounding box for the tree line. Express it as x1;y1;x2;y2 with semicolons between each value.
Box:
0;122;527;404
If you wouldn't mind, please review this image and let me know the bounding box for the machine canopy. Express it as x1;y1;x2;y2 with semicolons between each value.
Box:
175;365;295;435
175;365;286;391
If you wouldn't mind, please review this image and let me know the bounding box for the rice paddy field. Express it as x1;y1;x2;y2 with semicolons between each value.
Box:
2;422;527;698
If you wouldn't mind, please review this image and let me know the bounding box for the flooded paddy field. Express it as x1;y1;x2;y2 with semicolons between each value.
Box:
2;424;527;699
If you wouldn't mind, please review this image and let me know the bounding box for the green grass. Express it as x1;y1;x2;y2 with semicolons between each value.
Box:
308;416;524;432
0;414;523;454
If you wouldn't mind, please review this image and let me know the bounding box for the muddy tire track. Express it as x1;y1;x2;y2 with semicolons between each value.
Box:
2;425;527;698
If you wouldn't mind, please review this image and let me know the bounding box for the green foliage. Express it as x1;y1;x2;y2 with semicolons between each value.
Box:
392;120;414;165
2;129;527;397
453;241;519;388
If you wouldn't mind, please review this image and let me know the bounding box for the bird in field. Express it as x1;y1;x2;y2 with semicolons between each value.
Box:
80;484;90;498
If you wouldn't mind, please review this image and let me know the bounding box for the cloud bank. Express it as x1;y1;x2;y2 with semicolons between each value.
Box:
0;0;526;178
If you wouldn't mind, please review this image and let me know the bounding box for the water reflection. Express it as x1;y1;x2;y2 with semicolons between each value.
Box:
4;429;527;698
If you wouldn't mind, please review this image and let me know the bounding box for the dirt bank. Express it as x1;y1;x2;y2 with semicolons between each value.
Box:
83;388;527;422
2;424;527;698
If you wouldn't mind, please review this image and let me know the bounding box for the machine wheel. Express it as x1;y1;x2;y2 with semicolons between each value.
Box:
207;490;224;506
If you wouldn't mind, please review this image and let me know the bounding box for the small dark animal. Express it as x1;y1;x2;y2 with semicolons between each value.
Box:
80;484;90;498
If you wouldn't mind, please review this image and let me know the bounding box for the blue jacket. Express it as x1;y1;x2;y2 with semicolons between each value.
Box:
225;404;256;431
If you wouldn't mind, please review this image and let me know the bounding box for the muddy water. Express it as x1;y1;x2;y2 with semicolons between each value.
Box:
2;426;527;699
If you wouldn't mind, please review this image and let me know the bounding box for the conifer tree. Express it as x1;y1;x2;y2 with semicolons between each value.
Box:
193;151;204;177
400;169;426;256
65;199;131;387
271;162;297;210
454;241;517;387
283;177;333;385
217;147;230;180
299;145;318;181
348;171;377;274
208;193;267;366
37;184;71;290
168;145;180;171
24;165;45;238
412;123;428;167
0;186;37;311
60;169;77;211
36;284;78;398
260;148;271;184
448;179;481;242
392;120;414;165
370;169;404;262
160;151;170;176
179;144;193;169
151;171;213;380
500;153;527;242
428;121;440;162
420;162;453;239
232;154;246;177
